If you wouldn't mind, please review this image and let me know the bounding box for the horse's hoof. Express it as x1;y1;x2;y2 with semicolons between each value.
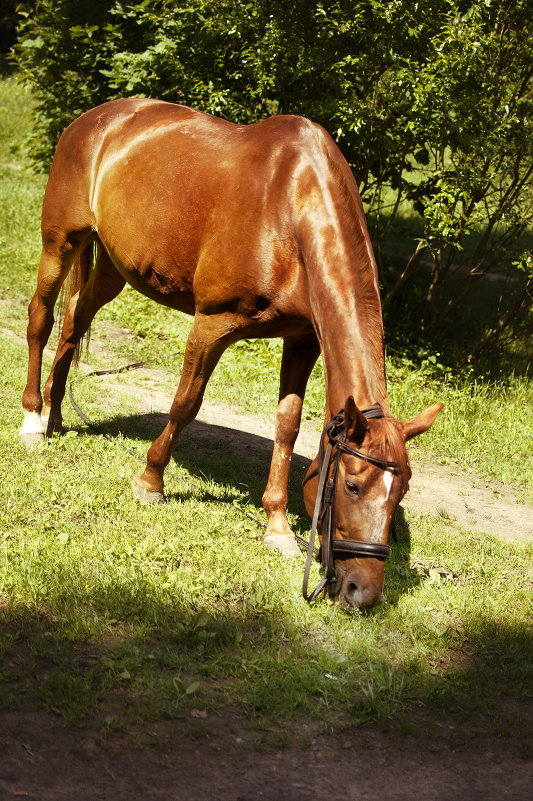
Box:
132;479;165;505
264;533;301;557
20;432;45;450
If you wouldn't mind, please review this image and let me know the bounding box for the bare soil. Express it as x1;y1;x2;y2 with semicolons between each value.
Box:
1;705;531;801
2;326;532;800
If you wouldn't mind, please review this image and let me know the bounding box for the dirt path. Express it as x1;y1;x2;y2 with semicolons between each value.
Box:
1;706;531;801
109;362;531;544
195;398;533;543
4;321;532;541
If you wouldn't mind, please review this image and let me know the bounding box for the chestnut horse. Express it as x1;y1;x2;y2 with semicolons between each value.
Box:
20;99;442;608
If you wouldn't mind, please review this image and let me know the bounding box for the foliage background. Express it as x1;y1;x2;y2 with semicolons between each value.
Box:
8;0;533;361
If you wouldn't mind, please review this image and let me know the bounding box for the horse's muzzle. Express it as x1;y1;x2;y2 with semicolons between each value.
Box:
339;570;384;609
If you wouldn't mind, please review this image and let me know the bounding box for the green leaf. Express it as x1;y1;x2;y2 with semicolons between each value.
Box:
20;36;44;49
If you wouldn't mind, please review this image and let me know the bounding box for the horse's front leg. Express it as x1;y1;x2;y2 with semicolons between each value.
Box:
262;333;320;557
133;313;234;503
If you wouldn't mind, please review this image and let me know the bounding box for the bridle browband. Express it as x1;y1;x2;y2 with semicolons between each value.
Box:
302;404;399;602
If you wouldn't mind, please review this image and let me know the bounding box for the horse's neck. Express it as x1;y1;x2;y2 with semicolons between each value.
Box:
298;178;388;415
319;303;389;416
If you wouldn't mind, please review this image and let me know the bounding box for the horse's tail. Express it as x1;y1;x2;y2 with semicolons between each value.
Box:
58;241;95;365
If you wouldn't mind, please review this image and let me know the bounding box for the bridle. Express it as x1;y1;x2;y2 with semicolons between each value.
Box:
301;405;399;602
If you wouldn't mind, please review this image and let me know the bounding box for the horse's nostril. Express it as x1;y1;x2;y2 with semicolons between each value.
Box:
347;581;358;598
343;573;383;609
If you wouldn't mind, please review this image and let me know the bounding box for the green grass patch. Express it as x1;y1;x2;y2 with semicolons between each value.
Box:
0;75;46;326
1;75;532;745
1;331;532;742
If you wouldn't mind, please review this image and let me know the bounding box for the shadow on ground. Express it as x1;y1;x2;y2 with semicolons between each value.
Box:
78;409;419;601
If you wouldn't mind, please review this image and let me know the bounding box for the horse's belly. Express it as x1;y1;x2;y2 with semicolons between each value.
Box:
99;230;197;314
93;139;215;310
94;175;201;313
120;263;196;314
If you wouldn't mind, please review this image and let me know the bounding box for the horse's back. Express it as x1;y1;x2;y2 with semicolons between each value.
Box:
47;97;335;225
41;98;354;322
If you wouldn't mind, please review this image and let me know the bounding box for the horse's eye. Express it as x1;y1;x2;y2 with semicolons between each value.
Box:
345;481;360;496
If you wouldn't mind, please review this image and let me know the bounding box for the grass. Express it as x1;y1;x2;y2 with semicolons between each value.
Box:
1;334;531;739
0;76;45;317
0;74;532;747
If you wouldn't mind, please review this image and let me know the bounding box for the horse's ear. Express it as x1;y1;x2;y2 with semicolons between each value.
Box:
402;403;444;441
344;396;368;444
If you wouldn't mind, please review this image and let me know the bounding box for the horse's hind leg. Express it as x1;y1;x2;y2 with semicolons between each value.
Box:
133;313;235;504
262;333;320;556
20;238;82;447
41;244;125;433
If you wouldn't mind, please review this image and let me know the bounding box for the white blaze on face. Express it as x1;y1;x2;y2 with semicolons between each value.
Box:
369;470;394;542
382;470;393;499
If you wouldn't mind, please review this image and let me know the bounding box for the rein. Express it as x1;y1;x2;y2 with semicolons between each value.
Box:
301;406;398;603
68;352;183;463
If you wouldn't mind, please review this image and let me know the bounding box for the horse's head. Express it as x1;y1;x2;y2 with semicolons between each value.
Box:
303;396;443;609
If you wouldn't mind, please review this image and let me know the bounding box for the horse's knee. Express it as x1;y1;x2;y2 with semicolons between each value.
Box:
169;394;203;427
275;405;300;444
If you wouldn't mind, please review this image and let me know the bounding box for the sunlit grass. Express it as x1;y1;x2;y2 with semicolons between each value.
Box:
1;75;532;744
0;75;45;326
1;331;532;739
